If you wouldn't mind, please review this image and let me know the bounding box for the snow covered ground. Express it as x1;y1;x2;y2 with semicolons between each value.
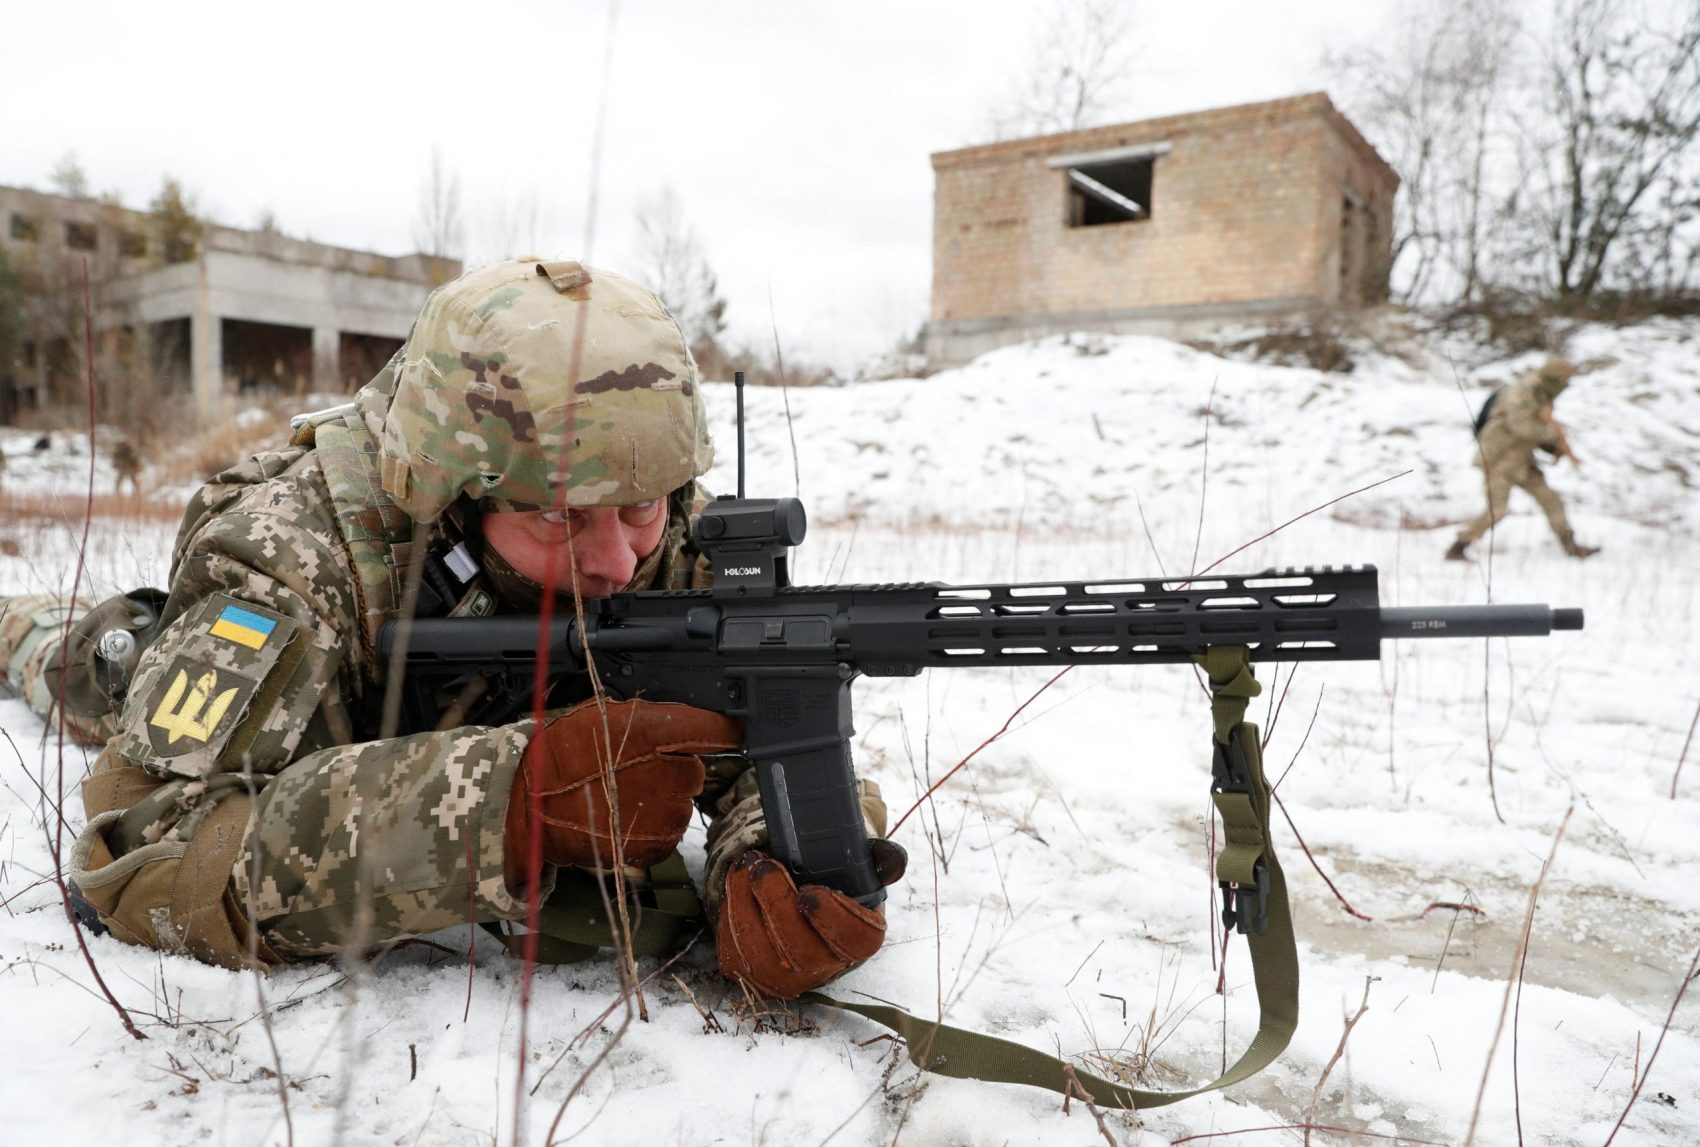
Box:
2;313;1697;1146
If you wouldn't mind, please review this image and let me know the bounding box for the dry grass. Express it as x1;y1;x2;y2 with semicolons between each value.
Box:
1187;311;1359;374
0;404;291;530
150;406;298;489
0;491;184;523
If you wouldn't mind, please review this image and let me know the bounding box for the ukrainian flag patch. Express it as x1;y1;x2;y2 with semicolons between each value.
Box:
210;604;279;650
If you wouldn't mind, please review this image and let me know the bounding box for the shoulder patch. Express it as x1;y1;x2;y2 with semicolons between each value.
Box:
147;656;255;756
210;603;280;650
118;594;301;777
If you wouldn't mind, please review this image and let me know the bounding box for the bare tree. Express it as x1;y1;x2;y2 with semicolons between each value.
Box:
148;177;202;266
1453;1;1521;302
480;186;547;263
49;152;90;199
1506;0;1700;302
633;186;728;361
1326;0;1520;305
413;145;464;260
1633;165;1700;298
988;0;1141;140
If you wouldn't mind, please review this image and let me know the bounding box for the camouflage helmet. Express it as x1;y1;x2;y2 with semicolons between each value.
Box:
377;258;713;522
1536;356;1576;396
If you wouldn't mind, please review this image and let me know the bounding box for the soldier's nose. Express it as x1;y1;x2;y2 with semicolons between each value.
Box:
572;510;637;587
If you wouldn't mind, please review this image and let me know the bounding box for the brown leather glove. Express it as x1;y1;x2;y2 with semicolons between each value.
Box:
505;698;741;888
717;839;907;999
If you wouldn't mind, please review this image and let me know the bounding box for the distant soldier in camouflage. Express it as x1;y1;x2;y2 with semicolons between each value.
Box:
1446;356;1600;561
0;259;903;996
111;437;141;496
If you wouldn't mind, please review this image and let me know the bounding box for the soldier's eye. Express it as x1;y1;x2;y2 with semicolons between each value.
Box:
536;508;584;537
619;501;663;527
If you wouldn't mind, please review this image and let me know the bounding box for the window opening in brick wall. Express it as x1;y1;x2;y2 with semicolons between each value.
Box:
119;229;146;258
65;220;98;251
9;214;39;242
1066;157;1154;227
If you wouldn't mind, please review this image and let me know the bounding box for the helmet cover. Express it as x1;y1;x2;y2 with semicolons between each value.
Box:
1536;356;1576;396
378;259;713;521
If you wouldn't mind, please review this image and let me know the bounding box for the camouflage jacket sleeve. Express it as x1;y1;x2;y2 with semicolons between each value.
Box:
0;594;117;746
67;453;545;967
1491;376;1561;452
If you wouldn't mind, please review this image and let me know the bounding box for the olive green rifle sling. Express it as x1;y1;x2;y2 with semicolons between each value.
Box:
805;645;1300;1109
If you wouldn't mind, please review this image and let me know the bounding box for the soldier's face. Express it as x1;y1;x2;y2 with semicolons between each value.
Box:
482;501;667;598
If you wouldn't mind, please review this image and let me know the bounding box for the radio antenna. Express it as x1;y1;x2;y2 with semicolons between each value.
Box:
734;369;746;498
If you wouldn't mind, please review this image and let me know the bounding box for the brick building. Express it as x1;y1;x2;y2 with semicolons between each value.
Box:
0;183;458;424
927;93;1399;365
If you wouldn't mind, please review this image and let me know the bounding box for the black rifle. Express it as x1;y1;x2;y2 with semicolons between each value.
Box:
377;386;1583;912
379;555;1582;908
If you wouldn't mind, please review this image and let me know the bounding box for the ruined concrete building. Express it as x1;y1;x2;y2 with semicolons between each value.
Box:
927;93;1399;366
0;182;458;423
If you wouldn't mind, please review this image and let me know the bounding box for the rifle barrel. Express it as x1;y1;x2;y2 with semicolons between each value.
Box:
1379;604;1583;639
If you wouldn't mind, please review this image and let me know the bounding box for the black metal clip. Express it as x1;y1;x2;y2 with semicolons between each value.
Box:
1212;735;1271;936
66;879;109;937
1220;862;1270;935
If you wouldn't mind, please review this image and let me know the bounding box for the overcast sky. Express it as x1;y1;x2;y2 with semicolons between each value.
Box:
4;1;1404;368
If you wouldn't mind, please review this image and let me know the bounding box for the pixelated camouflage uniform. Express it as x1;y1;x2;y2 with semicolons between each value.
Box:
0;594;115;745
0;260;884;969
1454;365;1579;549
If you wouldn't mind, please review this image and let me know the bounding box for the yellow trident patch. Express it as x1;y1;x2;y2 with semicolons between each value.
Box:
149;668;241;746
